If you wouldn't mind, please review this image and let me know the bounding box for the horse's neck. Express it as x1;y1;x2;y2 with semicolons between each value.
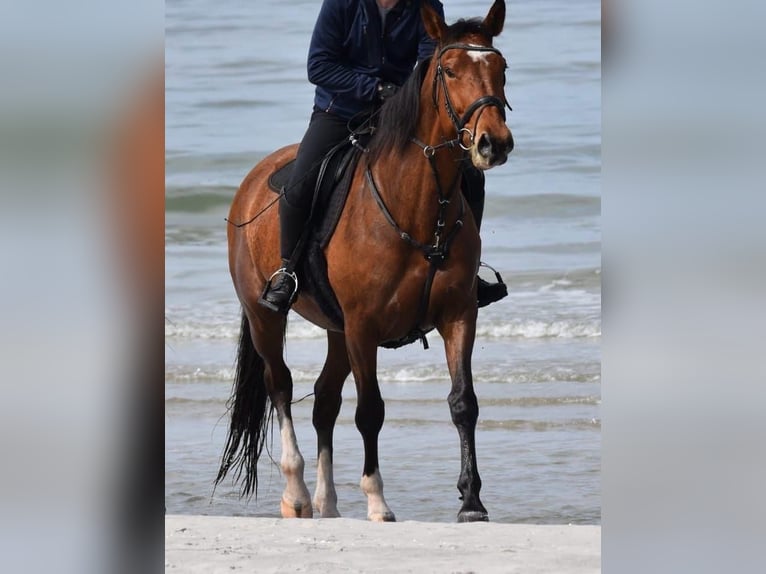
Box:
414;113;464;217
373;131;461;242
372;109;465;237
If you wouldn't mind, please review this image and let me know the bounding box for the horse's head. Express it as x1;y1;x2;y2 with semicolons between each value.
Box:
422;0;514;170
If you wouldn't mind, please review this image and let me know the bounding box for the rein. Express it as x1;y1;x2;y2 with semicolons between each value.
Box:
432;43;512;148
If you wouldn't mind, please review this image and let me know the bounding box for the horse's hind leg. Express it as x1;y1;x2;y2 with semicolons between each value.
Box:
438;312;489;522
246;306;313;518
345;326;396;522
311;330;350;517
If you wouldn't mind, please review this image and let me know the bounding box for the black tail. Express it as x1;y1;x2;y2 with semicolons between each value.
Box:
214;312;272;498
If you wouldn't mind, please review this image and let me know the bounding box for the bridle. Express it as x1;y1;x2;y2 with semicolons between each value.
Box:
430;42;512;150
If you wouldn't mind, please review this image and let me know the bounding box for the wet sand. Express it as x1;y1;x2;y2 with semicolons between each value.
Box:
165;514;600;573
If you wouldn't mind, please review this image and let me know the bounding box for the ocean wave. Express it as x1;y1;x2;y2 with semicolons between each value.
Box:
378;366;600;385
165;185;237;213
165;366;601;386
165;365;235;382
487;192;600;220
476;319;600;339
165;316;600;341
165;321;240;340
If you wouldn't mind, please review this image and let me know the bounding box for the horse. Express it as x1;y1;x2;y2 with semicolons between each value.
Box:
215;0;513;523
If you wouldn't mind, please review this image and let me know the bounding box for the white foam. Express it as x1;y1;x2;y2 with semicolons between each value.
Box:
476;319;601;339
165;321;239;340
165;318;600;341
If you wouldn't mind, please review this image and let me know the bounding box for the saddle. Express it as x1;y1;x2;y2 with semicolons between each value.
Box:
267;135;367;330
267;133;459;350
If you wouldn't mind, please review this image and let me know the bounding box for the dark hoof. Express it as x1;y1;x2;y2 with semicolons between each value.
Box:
457;510;489;523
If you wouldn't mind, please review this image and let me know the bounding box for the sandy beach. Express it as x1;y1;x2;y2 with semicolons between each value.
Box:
165;515;600;573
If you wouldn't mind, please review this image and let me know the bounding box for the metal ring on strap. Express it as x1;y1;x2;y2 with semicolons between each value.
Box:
458;127;474;151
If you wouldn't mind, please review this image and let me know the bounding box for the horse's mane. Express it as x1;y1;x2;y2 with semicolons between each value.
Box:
367;18;493;164
367;58;431;164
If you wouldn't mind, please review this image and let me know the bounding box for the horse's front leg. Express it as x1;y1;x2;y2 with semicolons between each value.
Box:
345;324;396;522
438;310;489;522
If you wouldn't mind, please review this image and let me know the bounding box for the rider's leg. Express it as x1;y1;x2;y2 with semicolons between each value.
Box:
461;161;508;308
259;109;350;314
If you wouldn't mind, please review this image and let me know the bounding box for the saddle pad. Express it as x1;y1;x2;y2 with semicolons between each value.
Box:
267;159;295;194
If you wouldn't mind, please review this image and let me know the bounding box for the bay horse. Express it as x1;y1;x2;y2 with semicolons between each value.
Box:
216;0;513;522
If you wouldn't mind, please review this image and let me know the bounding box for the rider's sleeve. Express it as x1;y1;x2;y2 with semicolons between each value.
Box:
307;0;380;102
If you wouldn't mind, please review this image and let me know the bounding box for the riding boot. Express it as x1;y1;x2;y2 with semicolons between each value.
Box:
462;163;508;308
258;196;309;314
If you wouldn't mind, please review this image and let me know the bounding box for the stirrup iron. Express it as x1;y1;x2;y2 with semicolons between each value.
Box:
265;267;299;305
268;267;299;288
479;261;505;285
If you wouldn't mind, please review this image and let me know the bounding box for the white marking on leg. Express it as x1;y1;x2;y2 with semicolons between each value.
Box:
313;448;340;517
279;422;313;517
360;469;395;522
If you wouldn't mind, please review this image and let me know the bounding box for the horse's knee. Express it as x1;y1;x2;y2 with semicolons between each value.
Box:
312;389;342;431
448;389;478;427
354;392;385;435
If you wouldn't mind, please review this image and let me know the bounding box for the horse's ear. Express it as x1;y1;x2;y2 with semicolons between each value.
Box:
482;0;506;37
421;2;447;41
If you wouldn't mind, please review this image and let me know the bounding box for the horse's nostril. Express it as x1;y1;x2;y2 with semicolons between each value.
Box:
478;133;492;158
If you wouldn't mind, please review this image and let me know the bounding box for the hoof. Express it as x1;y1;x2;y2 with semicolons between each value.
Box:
281;497;313;518
369;511;396;522
313;501;341;518
457;510;489;523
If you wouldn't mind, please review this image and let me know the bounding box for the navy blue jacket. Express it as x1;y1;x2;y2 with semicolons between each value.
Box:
307;0;444;120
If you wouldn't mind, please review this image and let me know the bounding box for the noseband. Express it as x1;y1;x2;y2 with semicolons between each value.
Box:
432;43;512;149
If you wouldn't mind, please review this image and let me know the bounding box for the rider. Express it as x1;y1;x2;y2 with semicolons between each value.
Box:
260;0;508;313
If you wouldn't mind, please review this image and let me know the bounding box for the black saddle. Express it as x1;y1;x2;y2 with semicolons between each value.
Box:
268;139;363;250
268;136;367;330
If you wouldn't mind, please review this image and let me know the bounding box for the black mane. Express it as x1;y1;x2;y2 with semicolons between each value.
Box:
366;18;493;163
442;17;493;44
367;58;431;163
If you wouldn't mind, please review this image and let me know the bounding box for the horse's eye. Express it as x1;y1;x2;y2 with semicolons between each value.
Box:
444;67;456;79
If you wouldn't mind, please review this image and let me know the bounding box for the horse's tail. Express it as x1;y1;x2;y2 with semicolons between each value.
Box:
214;311;272;498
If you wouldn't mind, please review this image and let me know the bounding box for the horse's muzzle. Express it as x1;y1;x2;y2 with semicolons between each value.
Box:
476;132;514;167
